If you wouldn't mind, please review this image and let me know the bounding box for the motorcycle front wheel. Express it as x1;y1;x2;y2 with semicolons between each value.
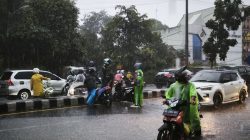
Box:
157;128;173;140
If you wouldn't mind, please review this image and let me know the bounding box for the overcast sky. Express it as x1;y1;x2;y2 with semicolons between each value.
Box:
75;0;250;27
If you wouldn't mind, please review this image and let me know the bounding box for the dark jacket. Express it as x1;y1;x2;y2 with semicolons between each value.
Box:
101;67;113;87
85;74;97;90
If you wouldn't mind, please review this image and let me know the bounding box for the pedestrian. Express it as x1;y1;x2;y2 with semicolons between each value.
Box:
131;62;144;107
30;68;49;98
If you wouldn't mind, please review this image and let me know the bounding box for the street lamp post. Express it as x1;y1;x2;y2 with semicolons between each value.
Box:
185;0;189;66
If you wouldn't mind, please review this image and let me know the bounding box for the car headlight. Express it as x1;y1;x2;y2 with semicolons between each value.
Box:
200;86;212;90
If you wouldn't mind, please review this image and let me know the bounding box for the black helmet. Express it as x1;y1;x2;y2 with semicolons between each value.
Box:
88;60;95;67
175;66;191;84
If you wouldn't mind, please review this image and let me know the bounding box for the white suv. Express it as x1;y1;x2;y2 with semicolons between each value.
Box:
0;70;66;100
190;70;248;107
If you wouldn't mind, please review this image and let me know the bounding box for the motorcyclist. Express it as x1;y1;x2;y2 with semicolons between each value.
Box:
114;70;125;93
125;71;133;87
132;62;144;107
164;66;201;137
84;67;97;106
101;58;114;88
30;68;49;97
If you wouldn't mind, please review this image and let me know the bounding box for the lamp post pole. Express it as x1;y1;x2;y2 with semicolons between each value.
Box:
185;0;189;66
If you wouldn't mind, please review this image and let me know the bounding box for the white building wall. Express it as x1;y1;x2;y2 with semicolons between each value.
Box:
161;7;243;66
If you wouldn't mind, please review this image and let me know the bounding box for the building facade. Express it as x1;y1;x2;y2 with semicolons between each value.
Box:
161;7;244;66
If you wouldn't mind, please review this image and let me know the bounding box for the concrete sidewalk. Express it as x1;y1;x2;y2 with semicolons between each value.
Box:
0;89;166;114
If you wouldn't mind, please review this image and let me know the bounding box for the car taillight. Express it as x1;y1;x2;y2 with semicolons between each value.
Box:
164;73;172;78
6;79;14;86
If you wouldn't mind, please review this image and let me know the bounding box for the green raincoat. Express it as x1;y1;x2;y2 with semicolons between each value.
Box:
165;81;201;132
134;69;144;106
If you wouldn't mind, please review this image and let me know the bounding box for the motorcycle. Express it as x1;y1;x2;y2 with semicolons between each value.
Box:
112;80;134;102
43;79;54;98
95;86;113;107
157;99;190;140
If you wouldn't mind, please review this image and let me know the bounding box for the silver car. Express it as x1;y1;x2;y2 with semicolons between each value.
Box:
0;70;66;100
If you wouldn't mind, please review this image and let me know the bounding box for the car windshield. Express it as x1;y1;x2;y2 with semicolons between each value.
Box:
190;71;221;82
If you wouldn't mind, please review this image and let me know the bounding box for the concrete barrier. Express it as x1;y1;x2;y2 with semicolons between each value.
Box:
0;89;165;114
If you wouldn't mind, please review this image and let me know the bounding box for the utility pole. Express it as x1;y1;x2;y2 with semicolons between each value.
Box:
185;0;189;66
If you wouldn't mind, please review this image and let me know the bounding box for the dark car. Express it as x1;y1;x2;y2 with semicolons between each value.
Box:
218;65;250;85
154;69;177;88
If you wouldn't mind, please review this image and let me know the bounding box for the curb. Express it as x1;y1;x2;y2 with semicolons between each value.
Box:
0;96;85;115
143;90;165;99
0;89;166;115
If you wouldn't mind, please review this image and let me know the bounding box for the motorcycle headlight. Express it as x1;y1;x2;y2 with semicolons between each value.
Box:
200;86;212;91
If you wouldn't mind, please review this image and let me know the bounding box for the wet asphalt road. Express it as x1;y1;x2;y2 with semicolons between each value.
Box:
1;97;250;140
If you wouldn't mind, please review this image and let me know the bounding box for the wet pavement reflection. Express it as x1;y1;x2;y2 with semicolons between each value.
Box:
0;98;250;140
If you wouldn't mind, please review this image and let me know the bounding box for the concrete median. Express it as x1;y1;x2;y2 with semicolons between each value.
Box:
0;89;166;114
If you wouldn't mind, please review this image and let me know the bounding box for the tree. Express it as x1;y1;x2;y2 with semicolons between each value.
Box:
79;11;112;67
0;0;81;74
101;5;176;82
203;0;243;68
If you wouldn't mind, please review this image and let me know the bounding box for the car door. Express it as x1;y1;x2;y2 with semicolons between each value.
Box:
14;71;34;90
237;67;247;83
220;73;235;102
230;72;242;100
40;72;65;93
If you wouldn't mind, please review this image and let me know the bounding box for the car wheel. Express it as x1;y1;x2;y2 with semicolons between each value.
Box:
239;90;246;104
213;93;222;108
18;90;30;100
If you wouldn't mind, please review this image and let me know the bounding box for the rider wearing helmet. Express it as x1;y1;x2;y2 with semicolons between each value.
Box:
85;67;98;105
101;58;113;88
30;68;49;97
132;62;144;107
164;66;201;137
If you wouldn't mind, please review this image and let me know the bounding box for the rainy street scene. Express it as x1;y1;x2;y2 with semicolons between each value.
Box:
1;0;250;140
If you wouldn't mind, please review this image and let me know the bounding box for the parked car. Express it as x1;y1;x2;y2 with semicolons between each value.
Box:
0;70;67;100
190;69;248;107
218;65;250;85
154;68;196;89
154;69;177;88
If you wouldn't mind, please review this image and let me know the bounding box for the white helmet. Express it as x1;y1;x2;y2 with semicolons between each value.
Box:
33;68;40;73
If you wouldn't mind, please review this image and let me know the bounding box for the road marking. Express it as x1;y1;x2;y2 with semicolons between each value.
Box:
0;105;88;117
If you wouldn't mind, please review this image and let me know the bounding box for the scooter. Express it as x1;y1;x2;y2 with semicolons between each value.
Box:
157;99;189;140
43;80;54;98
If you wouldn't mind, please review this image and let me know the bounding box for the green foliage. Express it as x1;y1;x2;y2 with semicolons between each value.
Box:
203;0;243;68
100;5;176;82
0;0;80;75
79;11;112;68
